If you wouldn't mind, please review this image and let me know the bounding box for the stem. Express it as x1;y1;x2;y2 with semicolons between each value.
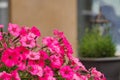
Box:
12;35;20;43
39;45;47;50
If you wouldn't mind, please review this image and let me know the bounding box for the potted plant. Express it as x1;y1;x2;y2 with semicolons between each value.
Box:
78;28;120;80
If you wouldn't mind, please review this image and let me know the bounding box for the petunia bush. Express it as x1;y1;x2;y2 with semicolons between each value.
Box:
0;23;106;80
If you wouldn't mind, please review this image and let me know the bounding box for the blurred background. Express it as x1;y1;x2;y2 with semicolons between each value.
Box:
0;0;120;56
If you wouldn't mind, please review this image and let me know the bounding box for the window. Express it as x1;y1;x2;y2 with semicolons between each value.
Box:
0;0;9;31
77;0;92;40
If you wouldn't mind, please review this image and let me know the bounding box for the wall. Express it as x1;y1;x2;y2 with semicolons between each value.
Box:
10;0;77;56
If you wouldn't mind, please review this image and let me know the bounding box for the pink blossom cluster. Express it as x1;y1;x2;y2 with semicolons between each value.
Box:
0;23;106;80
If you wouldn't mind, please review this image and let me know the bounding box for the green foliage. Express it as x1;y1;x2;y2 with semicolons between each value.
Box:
78;28;116;58
19;71;38;79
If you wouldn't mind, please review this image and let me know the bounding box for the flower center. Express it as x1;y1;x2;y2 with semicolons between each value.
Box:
12;27;16;32
26;40;31;44
30;54;35;58
8;56;12;59
65;70;69;74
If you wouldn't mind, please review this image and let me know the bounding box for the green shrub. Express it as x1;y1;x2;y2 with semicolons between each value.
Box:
78;29;116;58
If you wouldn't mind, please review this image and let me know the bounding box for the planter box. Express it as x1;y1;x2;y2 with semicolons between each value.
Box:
80;57;120;80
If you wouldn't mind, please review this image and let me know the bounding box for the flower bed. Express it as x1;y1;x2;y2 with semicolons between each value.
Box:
0;23;106;80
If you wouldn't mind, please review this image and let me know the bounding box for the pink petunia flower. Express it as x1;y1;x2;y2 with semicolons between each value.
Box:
62;37;73;54
72;73;89;80
53;29;73;55
28;58;45;67
0;32;2;40
50;55;63;69
0;71;20;80
47;76;56;80
27;32;36;39
27;64;43;77
17;55;27;71
44;66;54;77
53;29;64;39
8;23;21;36
15;46;29;56
20;26;29;36
39;76;56;80
39;50;49;60
72;73;80;80
30;26;41;37
27;51;40;60
1;48;20;67
15;46;29;70
11;70;21;80
20;36;36;48
42;37;61;53
60;66;74;79
68;54;86;70
91;68;106;80
0;24;4;28
0;71;11;79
